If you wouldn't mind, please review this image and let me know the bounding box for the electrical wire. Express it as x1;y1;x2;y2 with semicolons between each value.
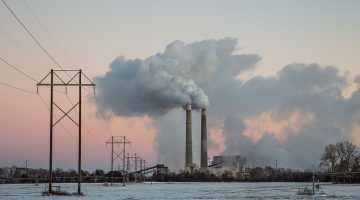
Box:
0;56;66;94
21;0;79;68
0;80;37;94
0;58;100;151
93;92;113;136
1;0;64;70
2;0;108;153
3;0;92;93
0;56;37;82
0;27;50;71
1;0;83;90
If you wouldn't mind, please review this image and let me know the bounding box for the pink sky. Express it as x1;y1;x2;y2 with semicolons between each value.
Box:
0;82;158;171
1;0;360;171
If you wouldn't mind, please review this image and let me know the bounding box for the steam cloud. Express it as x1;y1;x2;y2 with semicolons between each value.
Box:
94;38;360;170
94;53;209;117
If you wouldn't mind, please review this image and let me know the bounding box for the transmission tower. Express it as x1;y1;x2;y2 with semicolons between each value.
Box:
106;136;131;186
37;69;95;194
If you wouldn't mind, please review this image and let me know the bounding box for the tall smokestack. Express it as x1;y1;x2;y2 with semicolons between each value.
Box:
185;103;193;167
201;109;208;168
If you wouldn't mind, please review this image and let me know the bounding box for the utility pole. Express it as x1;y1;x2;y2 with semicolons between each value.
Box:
109;136;114;185
126;153;130;182
122;136;126;186
25;160;29;176
37;69;95;194
143;159;146;182
139;158;143;182
106;136;130;186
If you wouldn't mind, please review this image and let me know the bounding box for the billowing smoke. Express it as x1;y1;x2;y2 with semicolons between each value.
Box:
94;38;360;170
94;56;209;117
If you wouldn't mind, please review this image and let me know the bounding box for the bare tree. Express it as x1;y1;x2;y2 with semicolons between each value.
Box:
352;154;360;172
320;144;339;171
320;141;359;172
337;141;357;171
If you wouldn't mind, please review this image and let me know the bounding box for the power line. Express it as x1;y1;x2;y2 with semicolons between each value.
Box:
0;56;37;82
1;0;84;93
1;0;63;70
0;27;50;71
93;92;113;136
21;0;78;67
2;0;80;88
0;80;37;94
3;0;91;94
0;56;67;94
2;0;105;154
0;80;99;156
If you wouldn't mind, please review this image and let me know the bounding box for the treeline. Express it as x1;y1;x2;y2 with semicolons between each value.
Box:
0;167;158;184
0;168;124;183
1;166;321;183
151;167;321;182
2;166;357;184
2;141;359;184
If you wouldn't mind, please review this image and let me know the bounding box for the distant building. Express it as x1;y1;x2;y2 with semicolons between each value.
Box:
1;167;15;179
14;167;27;178
212;155;247;171
211;155;249;178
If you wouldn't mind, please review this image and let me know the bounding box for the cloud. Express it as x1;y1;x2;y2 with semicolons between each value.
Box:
243;110;314;143
94;38;360;170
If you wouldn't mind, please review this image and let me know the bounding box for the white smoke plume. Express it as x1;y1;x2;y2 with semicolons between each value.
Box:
94;38;360;170
94;56;209;117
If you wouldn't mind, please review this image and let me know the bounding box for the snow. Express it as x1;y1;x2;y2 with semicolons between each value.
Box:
0;182;359;199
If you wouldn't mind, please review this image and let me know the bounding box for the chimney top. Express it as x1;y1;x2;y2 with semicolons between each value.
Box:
186;103;192;110
201;108;206;115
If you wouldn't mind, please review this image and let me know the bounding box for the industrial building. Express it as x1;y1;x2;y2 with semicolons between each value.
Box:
210;155;250;179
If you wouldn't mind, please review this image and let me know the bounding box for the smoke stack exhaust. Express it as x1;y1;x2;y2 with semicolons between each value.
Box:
185;103;193;167
201;109;208;168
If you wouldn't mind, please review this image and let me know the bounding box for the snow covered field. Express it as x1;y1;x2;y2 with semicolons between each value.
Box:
0;182;359;199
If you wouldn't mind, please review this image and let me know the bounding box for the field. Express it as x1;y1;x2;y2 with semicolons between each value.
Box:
1;182;360;199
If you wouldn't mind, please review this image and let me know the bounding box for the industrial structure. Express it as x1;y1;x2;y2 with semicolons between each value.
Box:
210;155;249;178
185;103;193;168
200;109;208;169
184;103;208;171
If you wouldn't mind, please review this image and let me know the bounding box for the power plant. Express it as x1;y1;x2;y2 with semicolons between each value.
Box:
185;103;208;170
